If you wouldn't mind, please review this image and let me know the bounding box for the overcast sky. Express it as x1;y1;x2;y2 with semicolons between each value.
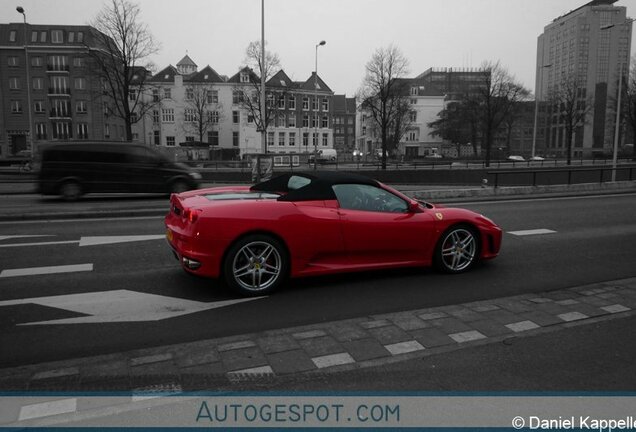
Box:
7;0;636;96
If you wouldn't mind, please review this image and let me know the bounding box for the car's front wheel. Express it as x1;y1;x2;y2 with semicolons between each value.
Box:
434;225;480;273
59;181;82;201
223;235;288;296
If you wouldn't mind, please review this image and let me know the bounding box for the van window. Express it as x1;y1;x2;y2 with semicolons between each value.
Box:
125;146;161;164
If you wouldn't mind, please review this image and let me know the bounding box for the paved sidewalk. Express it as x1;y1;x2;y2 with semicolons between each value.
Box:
1;277;635;393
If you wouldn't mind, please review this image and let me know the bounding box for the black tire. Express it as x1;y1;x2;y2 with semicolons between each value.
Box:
170;179;189;194
433;225;480;274
223;234;289;296
59;181;82;201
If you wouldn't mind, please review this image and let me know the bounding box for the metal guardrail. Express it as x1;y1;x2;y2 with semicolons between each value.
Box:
487;166;636;188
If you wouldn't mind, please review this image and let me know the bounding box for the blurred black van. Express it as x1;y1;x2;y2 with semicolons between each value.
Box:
37;142;201;200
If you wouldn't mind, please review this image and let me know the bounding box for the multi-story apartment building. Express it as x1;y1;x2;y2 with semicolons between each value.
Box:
332;95;356;161
357;78;445;160
133;56;336;160
0;23;125;158
416;67;488;101
536;0;632;157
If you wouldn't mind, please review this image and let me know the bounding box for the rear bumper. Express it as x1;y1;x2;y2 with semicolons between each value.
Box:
165;227;220;278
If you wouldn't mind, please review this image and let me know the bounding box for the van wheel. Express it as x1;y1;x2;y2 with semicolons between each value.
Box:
170;180;189;194
60;181;82;201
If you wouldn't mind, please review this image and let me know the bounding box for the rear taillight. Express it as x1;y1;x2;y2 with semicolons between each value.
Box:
182;208;201;223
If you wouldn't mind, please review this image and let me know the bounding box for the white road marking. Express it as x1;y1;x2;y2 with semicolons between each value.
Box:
507;228;557;236
0;235;55;242
0;290;265;324
79;235;166;247
0;264;93;278
18;398;77;421
0;235;166;248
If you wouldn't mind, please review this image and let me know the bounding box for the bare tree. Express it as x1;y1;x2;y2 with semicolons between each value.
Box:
547;72;594;164
233;41;285;152
471;61;530;167
358;45;411;169
182;85;222;144
88;0;160;141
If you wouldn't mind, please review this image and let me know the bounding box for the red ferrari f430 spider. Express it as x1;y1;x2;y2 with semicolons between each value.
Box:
165;172;502;295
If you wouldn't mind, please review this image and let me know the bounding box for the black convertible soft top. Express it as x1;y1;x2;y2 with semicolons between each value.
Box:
251;171;379;201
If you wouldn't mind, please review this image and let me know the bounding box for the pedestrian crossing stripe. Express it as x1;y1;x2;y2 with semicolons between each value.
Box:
0;264;93;278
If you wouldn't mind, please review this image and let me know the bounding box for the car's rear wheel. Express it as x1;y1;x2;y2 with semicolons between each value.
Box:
223;235;288;296
59;181;82;201
434;225;480;273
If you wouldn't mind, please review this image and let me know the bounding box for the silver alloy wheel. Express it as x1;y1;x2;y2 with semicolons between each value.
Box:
440;228;477;272
232;241;282;292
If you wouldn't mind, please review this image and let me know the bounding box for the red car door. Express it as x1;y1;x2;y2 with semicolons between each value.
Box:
333;184;436;265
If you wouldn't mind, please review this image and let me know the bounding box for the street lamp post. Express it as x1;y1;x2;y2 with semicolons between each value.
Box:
313;40;325;170
531;63;552;159
16;6;34;159
601;18;634;182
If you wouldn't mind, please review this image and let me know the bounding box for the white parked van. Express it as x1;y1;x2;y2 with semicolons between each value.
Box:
308;149;337;163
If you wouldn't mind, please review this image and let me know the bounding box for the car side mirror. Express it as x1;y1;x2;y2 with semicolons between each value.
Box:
408;200;421;213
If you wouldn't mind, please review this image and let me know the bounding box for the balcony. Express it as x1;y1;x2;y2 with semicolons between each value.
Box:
46;64;70;73
48;88;71;96
49;110;72;119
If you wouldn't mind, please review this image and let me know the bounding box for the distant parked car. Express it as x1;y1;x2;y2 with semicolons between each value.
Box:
530;156;545;161
507;155;525;162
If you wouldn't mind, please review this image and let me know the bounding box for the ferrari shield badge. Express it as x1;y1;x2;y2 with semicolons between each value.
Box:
435;212;444;220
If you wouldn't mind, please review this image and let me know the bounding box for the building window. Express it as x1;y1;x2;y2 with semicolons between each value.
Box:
164;88;171;99
410;87;418;96
40;31;47;42
186;87;194;100
52;100;70;117
129;89;137;101
207;90;218;104
77;123;89;139
34;101;45;113
410;98;417;105
166;136;175;146
233;91;243;104
322;116;329;128
240;72;249;83
9;31;17;42
153;130;160;145
209;111;219;124
408;131;417;141
278;96;285;109
303;114;309;127
312;133;318;147
409;111;417;122
31;57;42;67
54;122;72;139
233;132;239;147
185;109;195;122
322;98;328;111
131;112;138;123
48;55;68;71
76;101;87;113
267;132;275;147
322;134;328;147
31;31;37;42
51;30;63;43
279;132;285;146
162;108;174;123
77;32;84;43
32;78;43;90
208;131;219;146
10;100;22;113
232;111;239;124
152;89;159;102
9;77;20;90
288;115;296;128
312;97;318;111
50;76;69;94
288;95;296;110
302;97;309;110
74;77;86;90
36;123;47;140
303;132;309;146
73;57;83;67
152;110;159;124
185;136;195;143
312;114;318;128
68;32;75;43
8;57;18;67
